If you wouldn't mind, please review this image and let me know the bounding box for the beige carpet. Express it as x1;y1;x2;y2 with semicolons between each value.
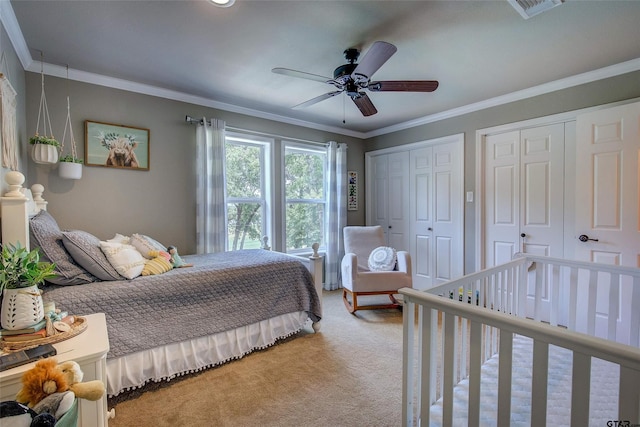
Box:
108;290;405;427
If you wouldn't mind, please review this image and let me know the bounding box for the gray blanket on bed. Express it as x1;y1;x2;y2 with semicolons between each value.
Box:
42;250;321;359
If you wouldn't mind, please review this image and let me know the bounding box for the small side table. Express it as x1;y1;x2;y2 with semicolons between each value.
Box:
0;313;111;426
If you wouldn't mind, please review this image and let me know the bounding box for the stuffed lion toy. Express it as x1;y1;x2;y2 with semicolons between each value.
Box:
15;359;105;408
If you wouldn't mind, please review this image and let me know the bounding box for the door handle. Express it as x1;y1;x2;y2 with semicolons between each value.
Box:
428;227;432;231
578;234;599;242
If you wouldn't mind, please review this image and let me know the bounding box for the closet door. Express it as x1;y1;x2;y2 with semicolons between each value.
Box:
369;152;410;250
387;151;410;250
410;140;463;290
574;101;640;342
519;124;565;258
484;124;565;321
484;125;564;263
367;135;464;291
411;147;434;288
484;130;520;267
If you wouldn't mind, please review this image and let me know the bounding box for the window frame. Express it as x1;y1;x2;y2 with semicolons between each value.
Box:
281;141;328;255
224;132;273;251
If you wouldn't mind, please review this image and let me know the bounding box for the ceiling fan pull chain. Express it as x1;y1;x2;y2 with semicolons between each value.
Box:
343;95;346;124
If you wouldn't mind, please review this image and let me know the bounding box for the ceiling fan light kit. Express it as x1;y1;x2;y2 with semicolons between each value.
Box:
209;0;235;8
272;41;439;118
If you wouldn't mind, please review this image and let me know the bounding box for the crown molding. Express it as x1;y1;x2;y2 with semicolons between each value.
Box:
364;57;640;138
0;0;32;70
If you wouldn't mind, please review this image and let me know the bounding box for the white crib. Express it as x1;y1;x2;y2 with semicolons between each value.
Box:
400;255;640;426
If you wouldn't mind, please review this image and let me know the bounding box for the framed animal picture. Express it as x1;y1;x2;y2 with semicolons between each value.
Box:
84;120;150;170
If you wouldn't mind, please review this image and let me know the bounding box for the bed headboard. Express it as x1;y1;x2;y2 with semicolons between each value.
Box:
1;171;47;250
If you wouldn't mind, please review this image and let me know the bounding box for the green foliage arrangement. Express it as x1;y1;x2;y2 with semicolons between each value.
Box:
0;244;56;292
29;134;60;147
59;154;84;163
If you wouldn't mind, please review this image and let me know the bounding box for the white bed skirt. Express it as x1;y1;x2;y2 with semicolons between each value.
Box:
106;311;309;396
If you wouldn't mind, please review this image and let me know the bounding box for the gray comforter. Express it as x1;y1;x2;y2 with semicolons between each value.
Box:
42;250;321;359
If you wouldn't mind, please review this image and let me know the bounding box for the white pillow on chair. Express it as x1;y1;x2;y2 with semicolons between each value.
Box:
368;246;397;271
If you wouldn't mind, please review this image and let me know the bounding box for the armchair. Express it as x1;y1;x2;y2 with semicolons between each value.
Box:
341;225;412;314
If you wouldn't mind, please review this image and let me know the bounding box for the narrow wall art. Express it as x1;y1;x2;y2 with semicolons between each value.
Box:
348;171;358;211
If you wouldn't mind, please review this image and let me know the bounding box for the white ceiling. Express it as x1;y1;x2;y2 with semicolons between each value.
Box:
7;0;640;138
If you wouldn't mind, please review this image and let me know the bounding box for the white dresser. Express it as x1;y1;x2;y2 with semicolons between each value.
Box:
0;313;111;426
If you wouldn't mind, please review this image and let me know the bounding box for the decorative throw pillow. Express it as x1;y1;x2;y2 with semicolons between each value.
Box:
141;256;173;276
108;233;130;244
99;241;146;280
29;211;96;285
130;234;167;259
62;230;123;281
368;246;397;271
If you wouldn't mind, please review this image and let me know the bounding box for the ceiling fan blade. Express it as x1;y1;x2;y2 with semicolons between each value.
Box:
272;67;331;83
293;90;343;109
351;41;397;80
351;93;378;116
368;80;439;92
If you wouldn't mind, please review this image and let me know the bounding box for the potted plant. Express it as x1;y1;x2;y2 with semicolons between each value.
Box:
0;243;56;330
58;154;83;180
30;134;60;164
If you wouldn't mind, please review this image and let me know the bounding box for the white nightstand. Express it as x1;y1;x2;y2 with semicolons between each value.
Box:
0;313;111;426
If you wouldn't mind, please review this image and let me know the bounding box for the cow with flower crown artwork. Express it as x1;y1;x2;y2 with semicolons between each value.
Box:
98;132;140;168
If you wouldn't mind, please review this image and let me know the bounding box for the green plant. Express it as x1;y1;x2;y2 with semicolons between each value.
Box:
0;244;56;292
59;154;83;163
29;134;60;148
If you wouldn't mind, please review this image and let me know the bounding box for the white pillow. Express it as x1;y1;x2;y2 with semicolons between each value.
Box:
108;233;131;244
368;246;397;271
130;233;166;259
99;241;146;279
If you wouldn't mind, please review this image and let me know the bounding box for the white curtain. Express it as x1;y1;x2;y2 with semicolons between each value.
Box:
196;118;227;253
324;141;347;290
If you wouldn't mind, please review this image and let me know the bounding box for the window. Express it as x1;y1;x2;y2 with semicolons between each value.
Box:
225;134;271;251
224;132;326;254
283;143;326;253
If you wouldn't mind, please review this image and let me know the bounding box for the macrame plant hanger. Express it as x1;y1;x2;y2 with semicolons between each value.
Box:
0;30;19;171
58;65;82;179
31;51;59;164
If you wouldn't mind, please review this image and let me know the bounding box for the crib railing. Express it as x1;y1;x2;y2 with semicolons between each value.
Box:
400;255;640;427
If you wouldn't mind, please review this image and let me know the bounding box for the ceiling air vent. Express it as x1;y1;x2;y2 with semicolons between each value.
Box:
508;0;564;19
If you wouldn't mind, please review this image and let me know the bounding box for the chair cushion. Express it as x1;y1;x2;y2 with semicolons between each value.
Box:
368;246;397;271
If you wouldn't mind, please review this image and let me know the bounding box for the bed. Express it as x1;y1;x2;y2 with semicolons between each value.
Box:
400;255;640;426
1;172;323;420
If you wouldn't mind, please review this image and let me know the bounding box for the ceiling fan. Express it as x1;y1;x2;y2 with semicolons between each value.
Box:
272;41;439;117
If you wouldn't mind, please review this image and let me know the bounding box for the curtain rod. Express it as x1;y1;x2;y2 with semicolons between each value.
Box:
184;115;329;147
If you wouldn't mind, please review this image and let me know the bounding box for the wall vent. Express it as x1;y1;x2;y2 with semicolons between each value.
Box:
508;0;564;19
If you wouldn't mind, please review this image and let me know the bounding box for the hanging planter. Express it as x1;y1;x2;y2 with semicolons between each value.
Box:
30;51;60;165
30;135;60;164
58;67;83;180
59;156;83;180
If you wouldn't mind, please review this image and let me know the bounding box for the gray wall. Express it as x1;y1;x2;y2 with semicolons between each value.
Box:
24;73;365;254
364;70;640;273
0;22;27;192
17;56;640;269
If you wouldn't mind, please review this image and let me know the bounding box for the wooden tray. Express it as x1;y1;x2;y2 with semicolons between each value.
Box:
0;316;87;352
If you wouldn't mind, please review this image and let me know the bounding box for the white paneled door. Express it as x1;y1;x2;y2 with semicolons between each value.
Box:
370;151;410;250
368;135;464;290
574;101;640;341
484;124;565;264
408;137;464;289
484;124;565;320
387;151;410;251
